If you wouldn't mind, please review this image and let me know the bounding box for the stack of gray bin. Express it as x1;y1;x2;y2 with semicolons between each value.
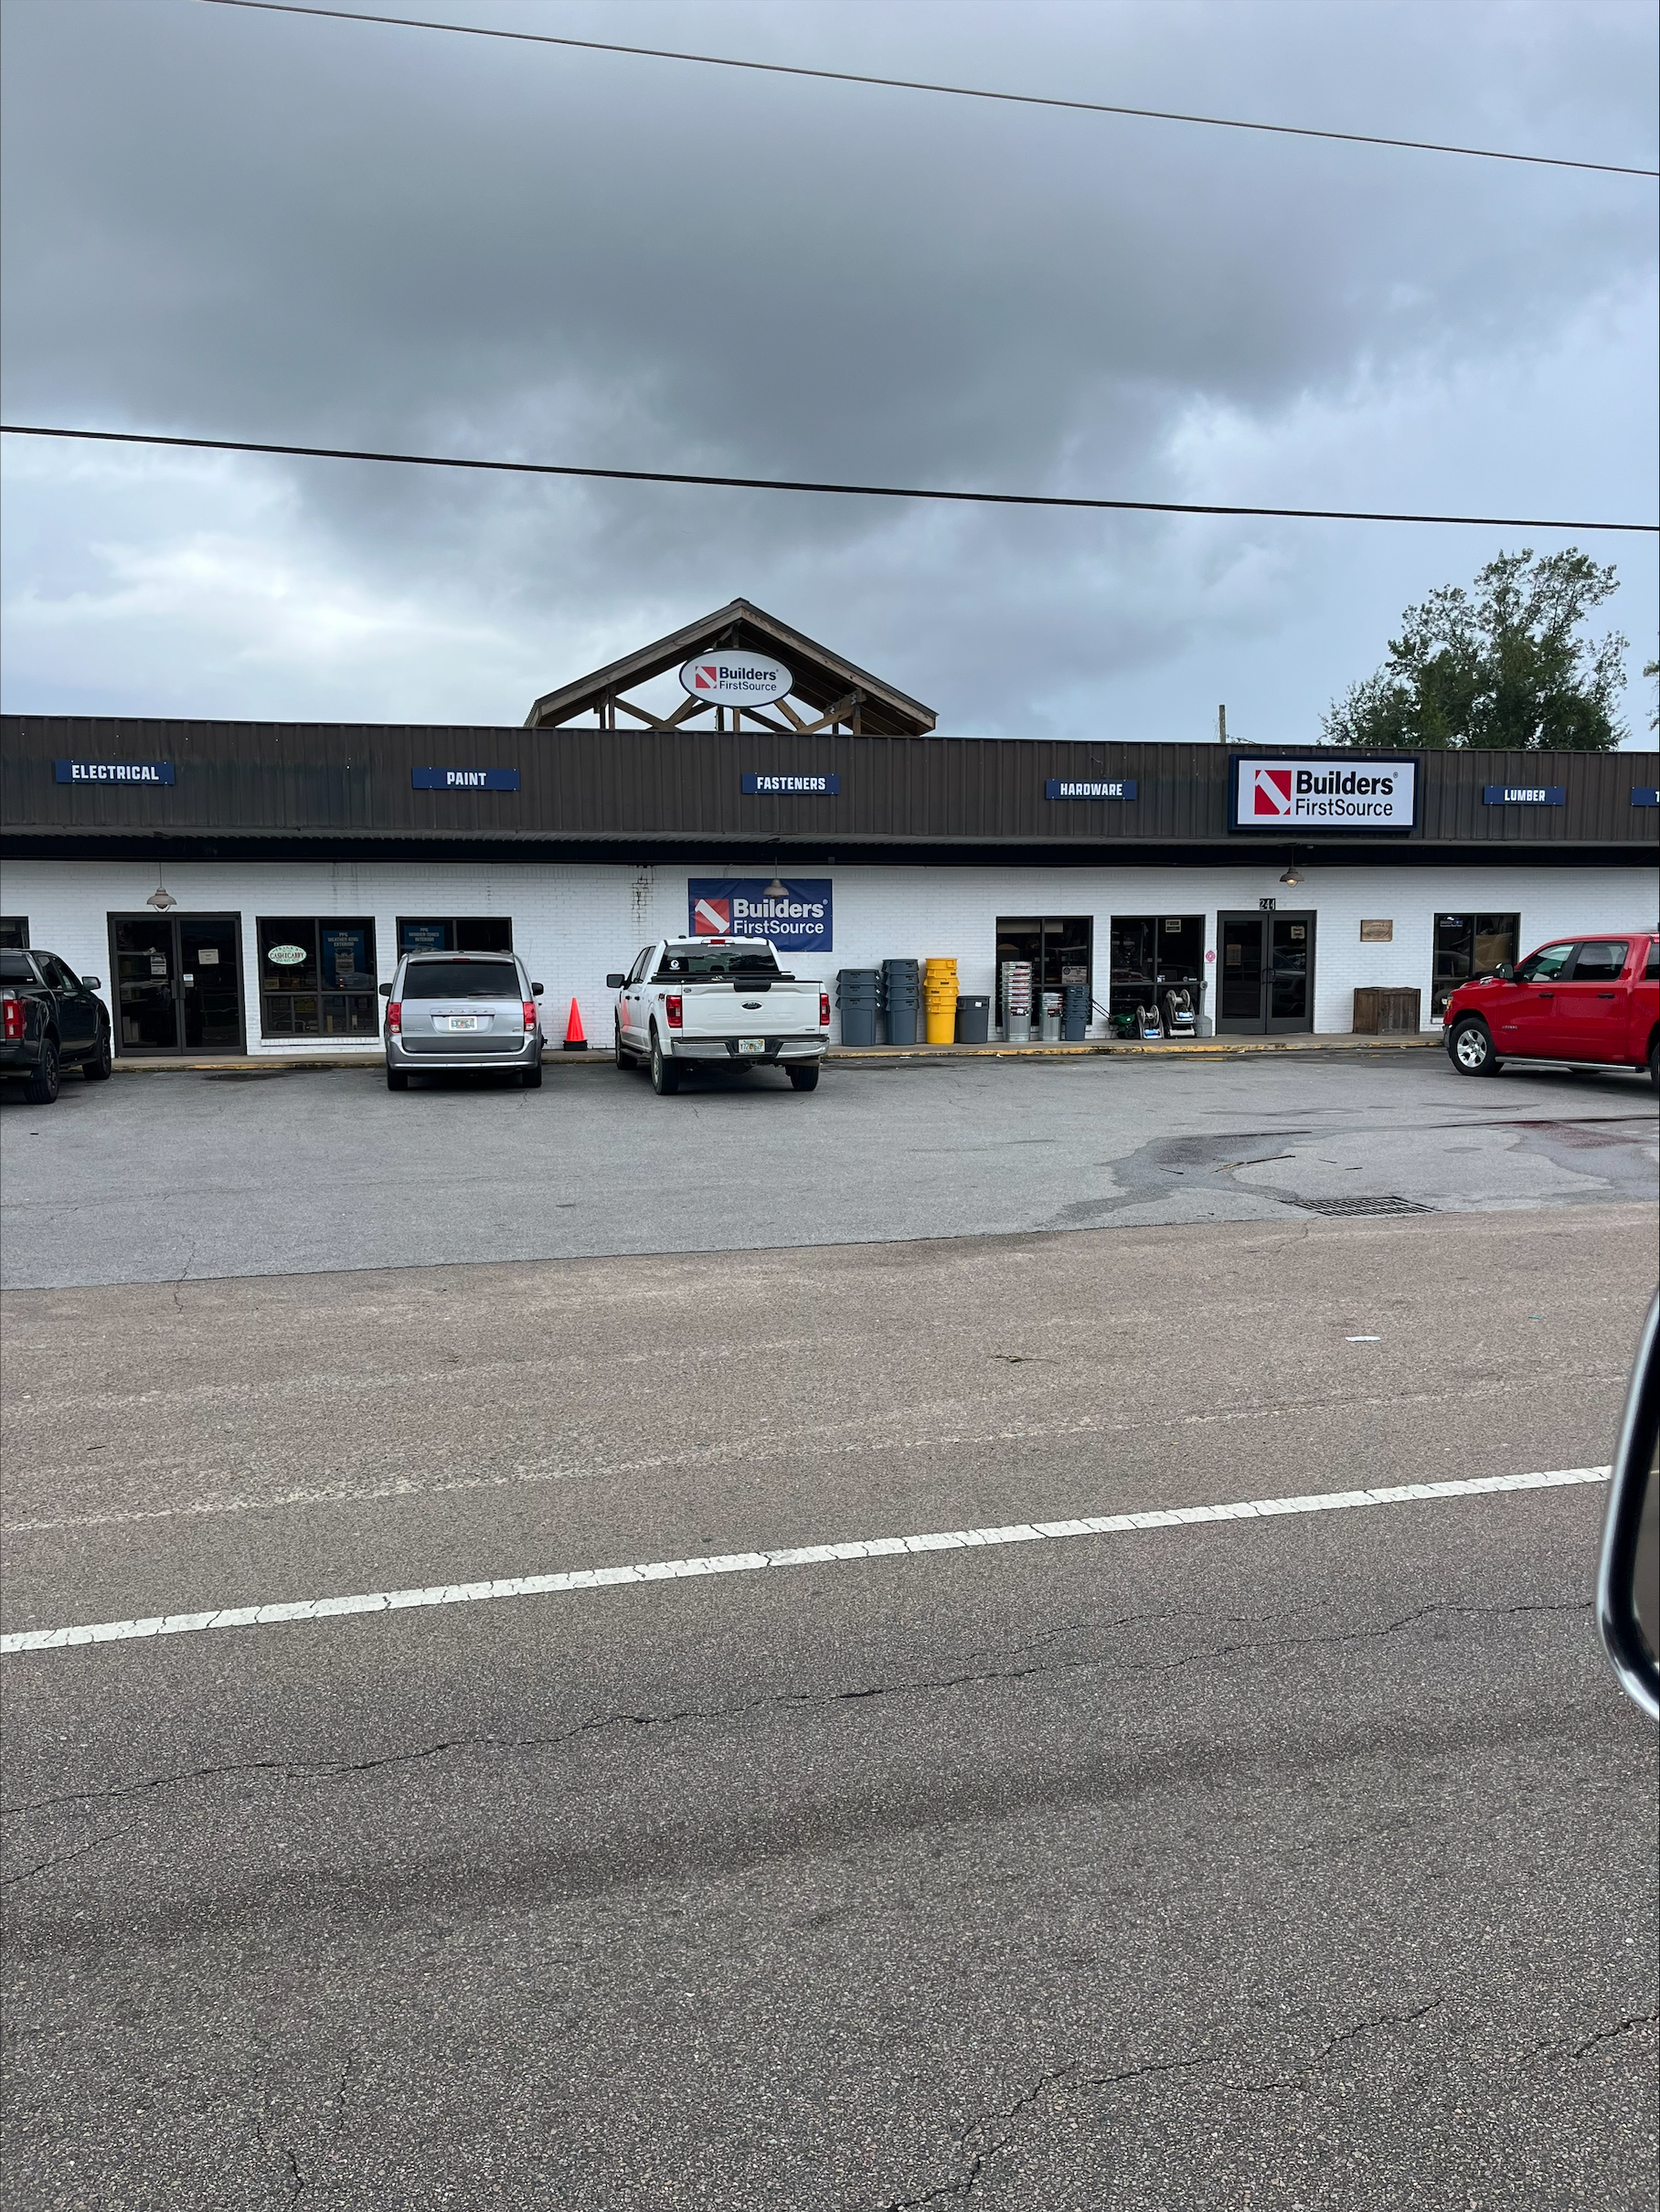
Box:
1061;984;1089;1041
882;958;920;1047
836;968;880;1047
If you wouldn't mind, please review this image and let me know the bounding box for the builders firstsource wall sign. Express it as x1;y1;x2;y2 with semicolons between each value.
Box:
1230;755;1418;832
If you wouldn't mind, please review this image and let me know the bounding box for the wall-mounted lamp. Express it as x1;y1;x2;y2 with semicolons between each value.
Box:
146;885;177;911
1279;863;1304;888
764;872;789;899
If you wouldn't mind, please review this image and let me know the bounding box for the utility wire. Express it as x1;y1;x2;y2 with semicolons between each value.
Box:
194;0;1658;180
5;423;1655;534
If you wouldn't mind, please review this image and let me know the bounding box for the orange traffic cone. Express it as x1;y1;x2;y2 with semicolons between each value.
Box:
562;997;588;1052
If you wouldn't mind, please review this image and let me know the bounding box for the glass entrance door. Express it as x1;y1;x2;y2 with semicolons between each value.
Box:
109;914;245;1054
1217;911;1316;1034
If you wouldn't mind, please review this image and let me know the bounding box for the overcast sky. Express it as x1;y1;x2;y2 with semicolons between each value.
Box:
2;0;1655;742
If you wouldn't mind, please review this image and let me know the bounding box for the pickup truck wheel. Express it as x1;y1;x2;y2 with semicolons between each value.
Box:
650;1035;680;1095
386;1064;409;1091
614;1023;630;1070
1449;1018;1502;1077
25;1038;60;1105
787;1064;820;1092
82;1024;113;1081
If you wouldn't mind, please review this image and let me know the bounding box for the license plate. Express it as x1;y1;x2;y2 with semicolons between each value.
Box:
737;1037;766;1055
443;1016;480;1032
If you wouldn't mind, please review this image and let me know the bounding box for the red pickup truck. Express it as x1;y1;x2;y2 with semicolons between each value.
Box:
1444;931;1659;1087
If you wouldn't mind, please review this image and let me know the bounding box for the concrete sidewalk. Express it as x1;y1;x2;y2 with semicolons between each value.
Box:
106;1032;1442;1075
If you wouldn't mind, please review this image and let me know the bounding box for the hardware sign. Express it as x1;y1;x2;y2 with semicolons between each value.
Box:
1045;779;1137;801
1229;755;1417;831
678;653;792;707
687;877;833;952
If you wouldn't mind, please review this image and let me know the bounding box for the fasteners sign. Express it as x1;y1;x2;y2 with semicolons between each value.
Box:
678;653;792;707
687;877;833;952
1230;755;1417;831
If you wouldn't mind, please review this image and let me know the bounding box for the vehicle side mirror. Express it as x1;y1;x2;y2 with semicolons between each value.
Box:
1599;1290;1660;1722
82;976;101;991
531;983;544;996
378;982;393;996
606;973;626;989
1494;962;1515;982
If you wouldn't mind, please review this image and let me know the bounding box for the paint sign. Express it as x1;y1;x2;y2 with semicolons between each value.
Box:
740;772;839;795
411;767;520;792
1483;784;1566;806
54;759;175;785
678;654;792;707
1230;756;1417;831
687;877;833;953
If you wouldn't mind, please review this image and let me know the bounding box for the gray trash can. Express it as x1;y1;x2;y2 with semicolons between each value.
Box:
882;958;920;1046
955;994;990;1045
1061;984;1089;1041
837;969;880;1048
1040;990;1062;1043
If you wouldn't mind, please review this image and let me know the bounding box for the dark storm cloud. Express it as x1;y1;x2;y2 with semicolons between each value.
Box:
1;0;1655;733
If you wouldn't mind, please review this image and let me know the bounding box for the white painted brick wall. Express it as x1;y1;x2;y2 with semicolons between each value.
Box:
2;855;1654;1054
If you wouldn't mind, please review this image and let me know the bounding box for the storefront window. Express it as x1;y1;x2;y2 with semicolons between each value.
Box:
1432;913;1519;1019
397;917;513;954
0;917;29;949
994;917;1093;1023
1109;915;1205;1016
258;917;378;1038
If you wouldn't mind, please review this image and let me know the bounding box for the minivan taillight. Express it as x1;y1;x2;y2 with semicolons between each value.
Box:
523;1000;537;1033
386;1000;402;1034
665;993;684;1030
819;990;829;1028
2;995;23;1041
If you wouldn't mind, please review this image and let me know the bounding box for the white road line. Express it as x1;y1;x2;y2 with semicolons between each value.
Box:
0;1466;1611;1660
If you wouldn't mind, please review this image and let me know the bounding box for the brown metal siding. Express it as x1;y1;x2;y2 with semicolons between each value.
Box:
5;716;1655;851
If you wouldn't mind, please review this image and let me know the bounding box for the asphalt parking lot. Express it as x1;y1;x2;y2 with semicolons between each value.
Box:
3;1053;1656;2209
1;1047;1655;1289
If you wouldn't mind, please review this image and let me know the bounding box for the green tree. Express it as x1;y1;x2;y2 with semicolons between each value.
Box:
1324;548;1628;751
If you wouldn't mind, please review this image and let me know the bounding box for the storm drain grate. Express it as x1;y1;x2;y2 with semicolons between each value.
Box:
1282;1194;1437;1217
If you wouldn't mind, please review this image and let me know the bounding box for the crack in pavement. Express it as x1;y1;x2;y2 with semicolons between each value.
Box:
1518;2011;1659;2068
867;1998;1447;2207
2;1599;1592;1853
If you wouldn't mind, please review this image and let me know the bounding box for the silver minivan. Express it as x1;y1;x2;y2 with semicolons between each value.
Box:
380;952;545;1090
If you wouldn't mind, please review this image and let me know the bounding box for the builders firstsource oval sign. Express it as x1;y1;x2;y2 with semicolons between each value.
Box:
1231;755;1417;831
678;653;792;707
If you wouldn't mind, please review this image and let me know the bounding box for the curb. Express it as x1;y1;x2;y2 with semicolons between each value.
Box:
110;1034;1442;1075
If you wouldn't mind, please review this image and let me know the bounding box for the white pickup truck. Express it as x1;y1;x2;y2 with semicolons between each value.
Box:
607;937;829;1095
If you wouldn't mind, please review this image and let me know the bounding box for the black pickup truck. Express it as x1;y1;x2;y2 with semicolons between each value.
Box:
1;949;113;1102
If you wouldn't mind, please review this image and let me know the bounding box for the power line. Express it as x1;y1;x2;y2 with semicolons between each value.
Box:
194;0;1658;181
5;422;1655;534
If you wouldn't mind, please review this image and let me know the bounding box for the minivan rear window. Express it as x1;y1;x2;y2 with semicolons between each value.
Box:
402;960;521;1000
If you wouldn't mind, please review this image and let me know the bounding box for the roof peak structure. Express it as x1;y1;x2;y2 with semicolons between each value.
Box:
524;598;936;738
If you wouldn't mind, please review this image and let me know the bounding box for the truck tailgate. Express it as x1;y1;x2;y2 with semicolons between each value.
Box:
679;983;822;1037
